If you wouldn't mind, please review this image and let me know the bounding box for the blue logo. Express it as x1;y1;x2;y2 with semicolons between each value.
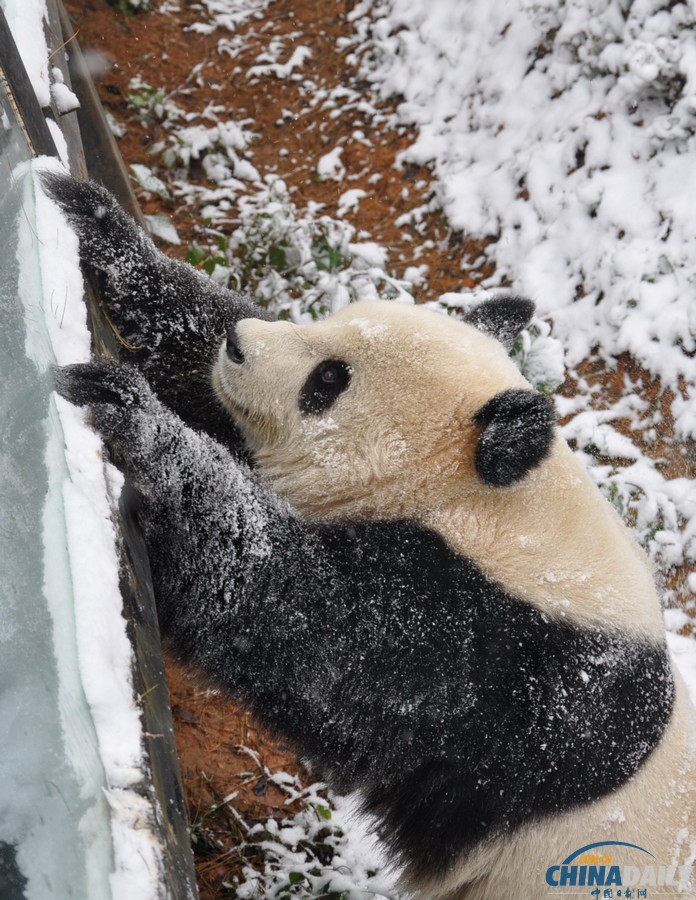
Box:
545;841;693;896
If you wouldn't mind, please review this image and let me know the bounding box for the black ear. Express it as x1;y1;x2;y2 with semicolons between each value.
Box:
473;389;555;487
464;296;535;349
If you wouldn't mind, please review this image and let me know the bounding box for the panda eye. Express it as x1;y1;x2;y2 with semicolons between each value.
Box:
299;359;352;415
320;366;339;384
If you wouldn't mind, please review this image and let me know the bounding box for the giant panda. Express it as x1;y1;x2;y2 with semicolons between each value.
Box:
48;175;696;899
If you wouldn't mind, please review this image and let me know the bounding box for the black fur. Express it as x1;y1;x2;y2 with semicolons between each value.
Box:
465;295;535;349
299;359;352;415
474;388;556;486
40;172;268;454
55;362;674;881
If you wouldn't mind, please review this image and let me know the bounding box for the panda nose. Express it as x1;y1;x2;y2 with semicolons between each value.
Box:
226;325;245;364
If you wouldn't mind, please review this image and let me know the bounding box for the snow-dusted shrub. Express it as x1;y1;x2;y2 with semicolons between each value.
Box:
126;77;183;126
109;0;150;11
160;121;260;183
199;177;413;320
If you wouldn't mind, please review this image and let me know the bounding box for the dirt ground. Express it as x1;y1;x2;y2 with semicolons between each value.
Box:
63;0;695;895
65;0;488;289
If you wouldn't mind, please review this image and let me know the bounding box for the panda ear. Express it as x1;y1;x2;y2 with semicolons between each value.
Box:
473;389;556;487
464;296;535;349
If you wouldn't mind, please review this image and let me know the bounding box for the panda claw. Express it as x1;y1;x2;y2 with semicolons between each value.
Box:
39;171;152;277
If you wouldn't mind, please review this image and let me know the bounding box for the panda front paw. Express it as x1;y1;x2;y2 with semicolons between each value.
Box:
40;171;113;220
54;360;155;439
39;172;151;272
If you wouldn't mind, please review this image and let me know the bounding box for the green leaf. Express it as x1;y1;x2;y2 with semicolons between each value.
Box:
268;244;288;272
186;242;208;266
312;234;344;273
130;163;171;199
314;804;332;821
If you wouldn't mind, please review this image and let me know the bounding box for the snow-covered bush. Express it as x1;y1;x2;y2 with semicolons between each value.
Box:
193;177;413;320
126;77;182;125
160;121;260;183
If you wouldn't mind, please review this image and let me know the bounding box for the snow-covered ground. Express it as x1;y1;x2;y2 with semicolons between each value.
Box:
353;0;696;381
7;0;696;896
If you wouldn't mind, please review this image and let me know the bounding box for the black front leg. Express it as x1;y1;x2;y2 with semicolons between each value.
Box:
41;173;268;452
54;361;358;767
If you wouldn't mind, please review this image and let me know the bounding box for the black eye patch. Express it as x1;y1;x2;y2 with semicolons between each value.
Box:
299;359;352;415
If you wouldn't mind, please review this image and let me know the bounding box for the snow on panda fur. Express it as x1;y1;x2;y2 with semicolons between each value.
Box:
47;175;696;899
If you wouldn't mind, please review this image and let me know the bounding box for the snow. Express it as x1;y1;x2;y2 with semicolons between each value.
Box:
56;398;144;789
351;0;696;392
31;157;158;796
317;145;346;181
247;44;312;80
41;164;167;894
186;0;274;36
50;67;80;115
0;0;51;107
338;187;367;217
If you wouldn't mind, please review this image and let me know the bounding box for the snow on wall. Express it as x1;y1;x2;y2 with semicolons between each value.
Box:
0;0;173;886
30;158;168;898
0;0;51;107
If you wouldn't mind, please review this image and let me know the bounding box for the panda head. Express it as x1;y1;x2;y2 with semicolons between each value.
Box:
213;298;556;517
